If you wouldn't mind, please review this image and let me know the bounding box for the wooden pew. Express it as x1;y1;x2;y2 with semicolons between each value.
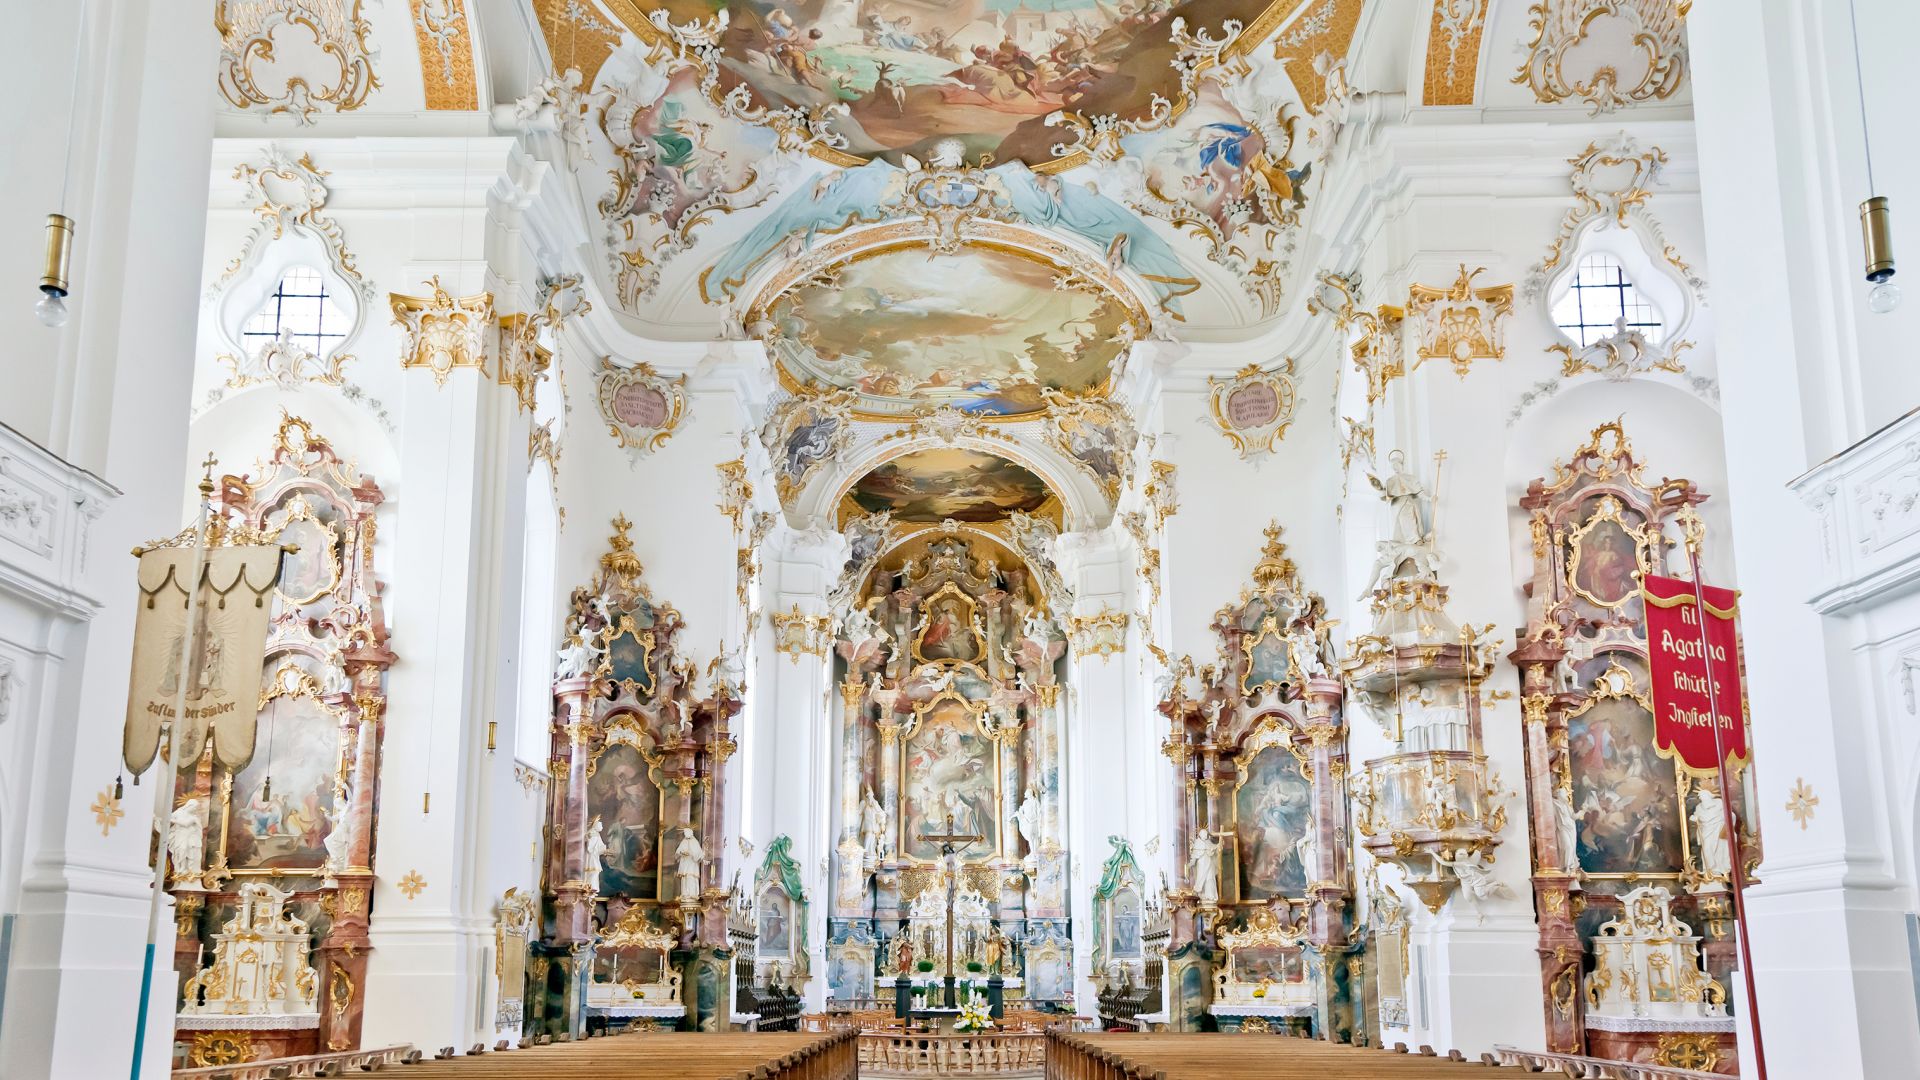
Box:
383;1030;856;1080
1044;1031;1522;1078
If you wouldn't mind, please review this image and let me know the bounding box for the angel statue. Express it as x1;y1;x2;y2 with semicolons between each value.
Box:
1188;828;1223;907
555;633;601;681
1433;847;1511;903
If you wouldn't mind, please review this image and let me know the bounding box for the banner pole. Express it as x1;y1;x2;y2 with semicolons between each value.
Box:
129;460;216;1080
1682;524;1767;1080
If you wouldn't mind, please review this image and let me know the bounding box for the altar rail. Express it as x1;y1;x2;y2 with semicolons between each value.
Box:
172;1043;411;1078
342;1030;857;1079
860;1031;1047;1076
1490;1046;1725;1079
1045;1032;1529;1078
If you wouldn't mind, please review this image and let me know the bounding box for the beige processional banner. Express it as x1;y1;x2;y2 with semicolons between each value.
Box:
123;543;283;775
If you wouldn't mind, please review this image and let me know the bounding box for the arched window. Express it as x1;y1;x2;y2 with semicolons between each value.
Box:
1551;253;1665;347
242;267;351;356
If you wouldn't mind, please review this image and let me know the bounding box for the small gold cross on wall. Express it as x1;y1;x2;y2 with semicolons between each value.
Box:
397;870;427;899
1785;778;1818;830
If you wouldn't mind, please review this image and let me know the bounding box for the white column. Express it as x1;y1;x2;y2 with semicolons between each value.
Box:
1690;3;1920;1076
0;3;217;1076
359;243;532;1051
1055;527;1144;1009
752;524;844;1011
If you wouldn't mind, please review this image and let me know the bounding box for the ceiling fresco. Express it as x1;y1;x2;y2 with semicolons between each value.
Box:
847;448;1056;522
761;244;1136;417
612;0;1296;169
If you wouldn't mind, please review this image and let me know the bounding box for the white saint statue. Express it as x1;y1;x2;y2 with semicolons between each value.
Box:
1187;828;1222;907
585;817;610;896
1690;787;1732;882
1552;792;1581;886
1294;826;1318;884
1369;450;1432;547
675;827;707;900
859;787;888;860
323;806;352;876
165;797;209;885
1013;787;1043;858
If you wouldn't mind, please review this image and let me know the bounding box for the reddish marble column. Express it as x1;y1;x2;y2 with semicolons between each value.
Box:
550;681;595;946
1511;633;1584;1055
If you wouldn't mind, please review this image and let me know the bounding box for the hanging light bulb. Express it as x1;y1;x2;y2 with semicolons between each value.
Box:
36;213;73;327
1862;196;1900;313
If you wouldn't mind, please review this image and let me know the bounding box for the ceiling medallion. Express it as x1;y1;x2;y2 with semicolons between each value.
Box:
1512;0;1688;115
216;1;381;124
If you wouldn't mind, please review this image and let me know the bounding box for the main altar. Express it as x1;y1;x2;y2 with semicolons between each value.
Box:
826;529;1074;1010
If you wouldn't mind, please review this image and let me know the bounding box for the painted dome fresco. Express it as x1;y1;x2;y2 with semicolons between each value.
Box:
759;243;1138;417
616;0;1293;168
847;448;1056;522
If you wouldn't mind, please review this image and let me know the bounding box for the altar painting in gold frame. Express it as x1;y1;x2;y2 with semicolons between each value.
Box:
587;728;665;899
899;691;1000;863
220;667;348;875
1565;661;1688;881
1230;736;1313;903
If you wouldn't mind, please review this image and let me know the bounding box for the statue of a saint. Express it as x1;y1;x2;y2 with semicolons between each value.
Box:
165;797;208;885
1690;787;1732;882
1013;787;1043;859
1369;450;1433;548
584;817;610;896
322;804;352;875
860;787;888;860
1187;828;1222;907
985;925;1005;973
1552;790;1581;884
674;827;707;900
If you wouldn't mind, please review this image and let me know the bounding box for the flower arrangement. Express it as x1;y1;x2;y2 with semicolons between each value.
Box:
955;996;995;1034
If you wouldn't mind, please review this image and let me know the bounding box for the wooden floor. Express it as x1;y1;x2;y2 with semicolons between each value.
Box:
1052;1034;1512;1078
392;1032;850;1079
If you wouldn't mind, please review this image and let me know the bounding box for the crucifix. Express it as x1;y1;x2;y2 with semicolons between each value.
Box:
917;812;982;1008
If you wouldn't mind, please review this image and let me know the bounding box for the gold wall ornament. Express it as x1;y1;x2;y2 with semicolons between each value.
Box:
1407;265;1514;377
769;604;831;660
1513;0;1687;115
1066;608;1130;660
1144;461;1179;527
715;459;752;531
596;357;689;457
391;277;494;386
216;1;380;124
499;275;589;413
397;870;427;899
1206;361;1299;460
1269;0;1367;114
409;0;479;110
91;785;125;836
1786;778;1818;829
1423;0;1490;106
1039;388;1138;502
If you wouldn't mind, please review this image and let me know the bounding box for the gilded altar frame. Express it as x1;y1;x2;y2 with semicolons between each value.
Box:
897;687;1004;864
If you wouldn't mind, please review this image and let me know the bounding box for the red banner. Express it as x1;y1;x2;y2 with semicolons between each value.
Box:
1642;574;1749;772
